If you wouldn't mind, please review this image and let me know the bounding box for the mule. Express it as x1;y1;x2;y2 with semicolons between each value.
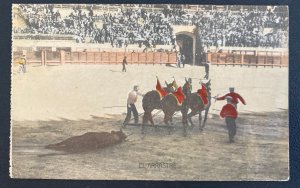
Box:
160;80;191;136
186;80;211;131
141;80;176;133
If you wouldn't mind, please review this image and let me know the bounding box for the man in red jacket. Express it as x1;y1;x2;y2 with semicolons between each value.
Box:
220;96;238;143
215;87;246;109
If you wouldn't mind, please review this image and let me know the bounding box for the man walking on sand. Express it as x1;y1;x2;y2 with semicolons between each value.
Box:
123;85;144;126
203;61;210;79
122;56;128;72
220;96;238;143
214;87;246;109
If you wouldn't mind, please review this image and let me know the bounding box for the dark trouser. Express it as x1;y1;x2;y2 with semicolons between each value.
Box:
225;117;236;142
19;64;26;73
122;64;126;72
204;73;209;79
123;103;138;125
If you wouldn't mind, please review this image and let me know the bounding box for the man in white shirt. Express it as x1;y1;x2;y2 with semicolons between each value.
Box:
123;85;144;126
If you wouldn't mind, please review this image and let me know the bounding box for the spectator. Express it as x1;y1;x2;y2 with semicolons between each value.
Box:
14;4;288;49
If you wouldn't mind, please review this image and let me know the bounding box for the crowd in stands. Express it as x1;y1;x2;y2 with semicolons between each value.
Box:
173;10;288;48
16;4;96;43
14;4;288;49
100;8;176;48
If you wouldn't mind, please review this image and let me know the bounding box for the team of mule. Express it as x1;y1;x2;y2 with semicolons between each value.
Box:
141;76;211;135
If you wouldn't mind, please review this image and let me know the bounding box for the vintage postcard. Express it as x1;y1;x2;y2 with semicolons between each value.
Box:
11;4;288;180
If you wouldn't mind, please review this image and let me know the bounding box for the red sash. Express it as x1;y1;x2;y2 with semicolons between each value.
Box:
156;79;168;99
197;88;208;105
172;87;185;105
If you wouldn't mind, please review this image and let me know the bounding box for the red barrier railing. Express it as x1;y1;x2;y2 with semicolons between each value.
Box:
13;51;178;65
62;51;178;65
14;51;177;65
207;51;288;67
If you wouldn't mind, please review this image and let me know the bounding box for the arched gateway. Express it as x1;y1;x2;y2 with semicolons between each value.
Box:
173;25;197;66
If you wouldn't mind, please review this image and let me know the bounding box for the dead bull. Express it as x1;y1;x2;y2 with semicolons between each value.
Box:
46;131;126;153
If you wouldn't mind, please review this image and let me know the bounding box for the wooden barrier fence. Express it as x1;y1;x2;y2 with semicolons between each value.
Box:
207;51;288;67
14;50;288;67
14;51;177;65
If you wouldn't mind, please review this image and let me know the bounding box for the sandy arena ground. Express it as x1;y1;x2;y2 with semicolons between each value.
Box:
11;63;288;180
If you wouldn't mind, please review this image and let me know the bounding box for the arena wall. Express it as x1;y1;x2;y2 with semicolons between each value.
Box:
13;50;177;65
207;50;288;67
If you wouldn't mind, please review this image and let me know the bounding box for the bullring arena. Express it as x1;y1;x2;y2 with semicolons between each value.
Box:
11;4;288;180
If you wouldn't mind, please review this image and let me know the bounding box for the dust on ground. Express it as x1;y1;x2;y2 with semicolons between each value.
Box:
11;111;288;180
10;64;288;180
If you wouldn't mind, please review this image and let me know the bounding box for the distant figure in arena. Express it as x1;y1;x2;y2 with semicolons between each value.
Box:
220;96;238;143
181;53;186;68
185;77;193;93
203;61;210;79
177;52;181;68
215;87;246;109
122;56;128;72
18;54;27;74
123;85;144;126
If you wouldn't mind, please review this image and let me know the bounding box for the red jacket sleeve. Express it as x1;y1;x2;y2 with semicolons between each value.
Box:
236;93;246;105
216;94;228;101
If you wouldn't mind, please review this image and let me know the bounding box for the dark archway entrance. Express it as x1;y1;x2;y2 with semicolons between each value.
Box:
176;34;193;65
